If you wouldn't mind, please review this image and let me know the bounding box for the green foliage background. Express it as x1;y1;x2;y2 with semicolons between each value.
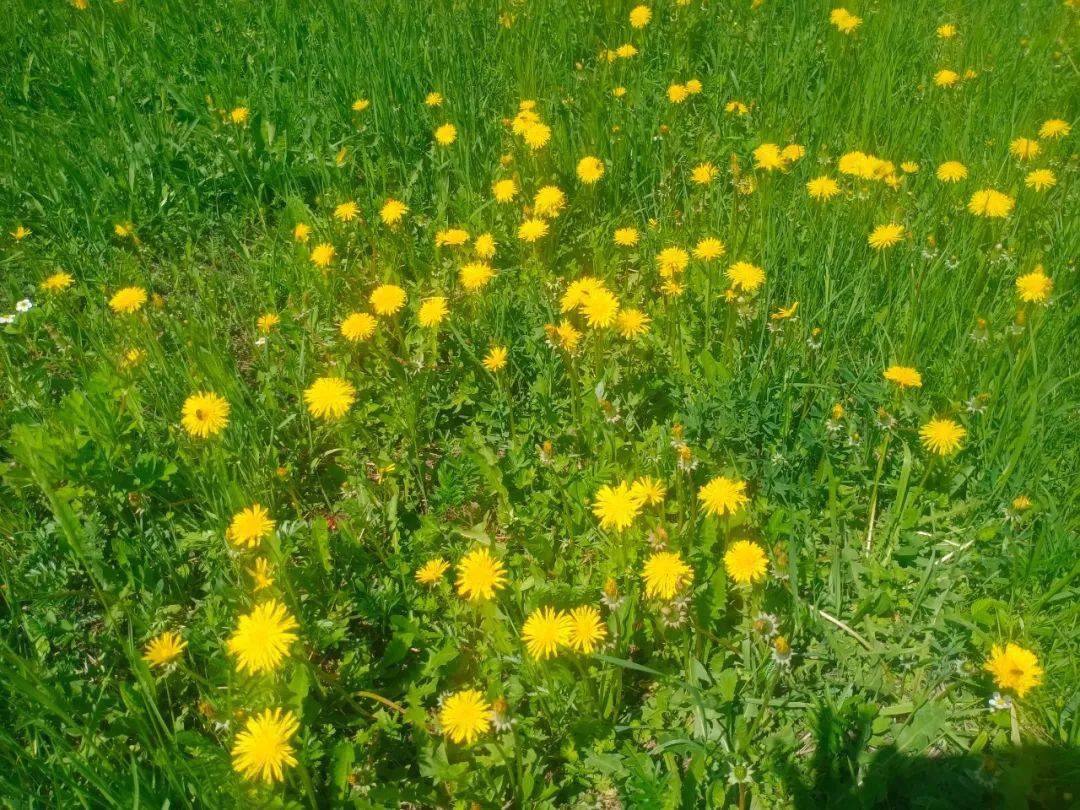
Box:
0;0;1077;806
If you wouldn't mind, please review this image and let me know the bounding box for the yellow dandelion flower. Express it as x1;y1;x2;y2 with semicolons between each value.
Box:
492;178;518;202
380;198;408;226
614;227;639;246
228;504;275;549
257;313;280;333
868;223;905;250
523;122;551;150
439;690;491;744
592;482;643;532
642;551;692;600
474;232;496;259
293;223;311;242
968;189;1014;218
698;475;749;517
370;284;407;316
936;161;968;182
807;176;841;200
109;286;147;314
340;312;377;342
753;143;787;171
304;377;356;420
334;201;359;222
984;643;1043;698
576;156;605;184
726;261;766;292
1038;119;1070;139
310;243;335;268
351;98;370;112
143;631;187;668
657;246;690;277
631;476;665;506
629;4;651;27
181;392;230;438
434;123;457;145
581;287;620;328
418;296;449;327
883;365;922;388
1024;169;1056;191
522;606;572;660
1009;137;1040;160
231;708;299;783
934;69;959;87
416;558;450;586
723;540;769;586
435;228;469;247
460;261;496;291
1016;267;1052;303
566;606;607;653
227;599;299;675
919;417;967;455
482;345;508;372
41;271;74;293
694;237;726;261
455;547;507;601
518;217;548;242
229;106;249;124
616;308;651;338
534;185;567;218
691;162;718;185
424;91;443;107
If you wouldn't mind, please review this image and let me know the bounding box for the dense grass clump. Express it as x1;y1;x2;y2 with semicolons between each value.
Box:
0;0;1077;806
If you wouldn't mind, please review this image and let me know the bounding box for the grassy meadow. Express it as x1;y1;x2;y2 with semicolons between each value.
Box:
1;0;1078;806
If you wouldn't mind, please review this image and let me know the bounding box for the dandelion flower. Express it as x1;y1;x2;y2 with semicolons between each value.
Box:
416;558;450;586
227;599;299;675
968;189;1014;218
1016;267;1052;303
434;123;457;145
984;644;1043;698
518;218;548;242
937;23;957;38
1024;169;1055;192
41;271;74;293
726;261;766;292
455;547;507;601
523;122;551;150
229;107;249;124
460;261;496;291
581;287;620;328
753;143;787;171
936;161;968;182
631;476;665;506
694;237;725;261
380;198;408;226
642;551;692;599
334;201;359;222
829;8;861;32
685;78;703;94
576;156;605;184
143;631;187;668
566;606;607;653
310;243;335;268
934;69;959;87
919;417;967;455
1039;118;1070;139
474;233;496;259
292;223;311;242
231;709;299;783
592;482;643;532
370;284;407;316
868;223;905;250
304;377;355;420
522;606;572;660
228;504;275;549
668;84;689;103
883;365;922;388
352;98;370;112
724;540;769;586
534;185;567;218
109;286;147;314
616;308;651;338
614;227;640;246
181;392;230;438
424;91;443;107
807;176;841;200
340;312;377;342
439;690;491;744
483;345;508;372
657;247;690;277
257;313;280;333
435;228;469;248
1009;138;1040;160
492;178;518;202
249;558;274;591
691;162;718;185
698;475;749;517
418;296;449;327
629;4;651;27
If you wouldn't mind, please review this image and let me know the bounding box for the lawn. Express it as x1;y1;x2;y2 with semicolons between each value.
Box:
0;0;1077;806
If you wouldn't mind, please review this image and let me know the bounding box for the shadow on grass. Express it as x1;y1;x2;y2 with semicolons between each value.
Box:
775;705;1080;809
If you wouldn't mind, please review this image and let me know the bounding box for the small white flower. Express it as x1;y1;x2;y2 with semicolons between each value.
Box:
16;299;32;312
254;336;267;347
988;692;1012;711
0;315;14;325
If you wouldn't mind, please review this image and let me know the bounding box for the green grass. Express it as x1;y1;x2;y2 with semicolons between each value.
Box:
0;0;1077;806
